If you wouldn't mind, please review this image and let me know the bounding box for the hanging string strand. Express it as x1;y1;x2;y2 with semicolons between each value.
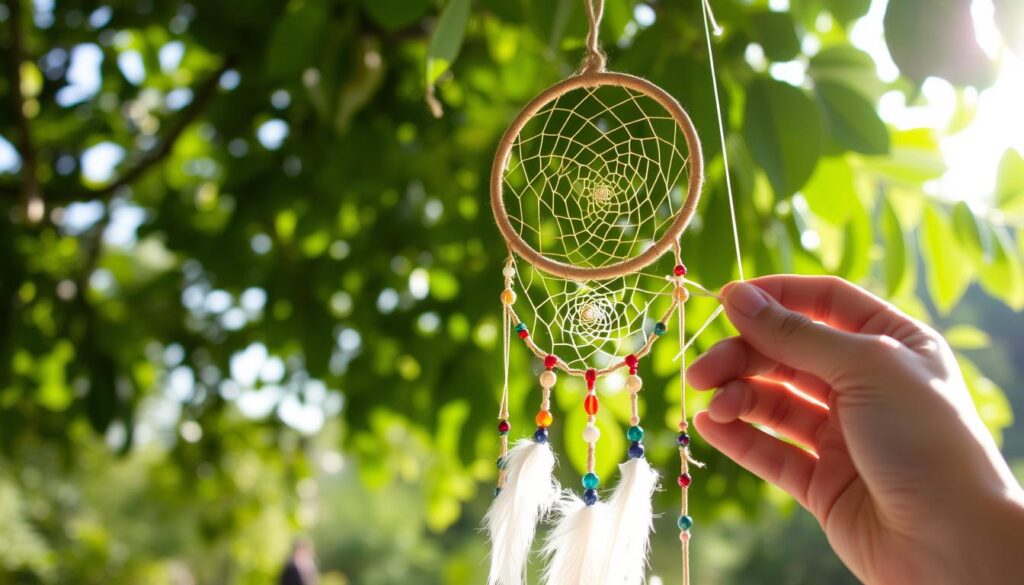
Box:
580;0;607;73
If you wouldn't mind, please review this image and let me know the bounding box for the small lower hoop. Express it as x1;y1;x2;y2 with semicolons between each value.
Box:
490;70;705;282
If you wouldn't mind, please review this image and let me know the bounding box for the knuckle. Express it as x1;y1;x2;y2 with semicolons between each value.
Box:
773;310;814;345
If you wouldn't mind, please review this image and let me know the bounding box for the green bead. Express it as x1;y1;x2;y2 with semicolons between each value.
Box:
582;472;600;490
654;322;667;336
626;425;644;442
514;322;527;333
677;515;693;531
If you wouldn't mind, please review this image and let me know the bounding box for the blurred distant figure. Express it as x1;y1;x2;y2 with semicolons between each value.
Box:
279;539;319;585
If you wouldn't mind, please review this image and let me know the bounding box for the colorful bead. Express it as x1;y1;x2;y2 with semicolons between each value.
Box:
501;289;516;304
629;415;640;426
517;329;529;339
678;420;689;432
654;322;667;336
583;488;598;506
494;486;502;497
535;410;553;428
496;456;508;469
628;441;645;459
674;264;688;277
677;432;691;447
624;354;638;371
533;427;548;443
677;515;693;531
583;394;599;415
582;425;601;444
625;374;643;394
584;368;597;388
678;473;692;488
582;472;600;490
514;322;527;333
626;425;644;442
679;531;691;542
544;354;558;369
674;286;690;303
539;370;557;388
497;420;510;434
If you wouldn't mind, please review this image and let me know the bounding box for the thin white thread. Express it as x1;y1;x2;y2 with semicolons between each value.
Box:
701;0;745;282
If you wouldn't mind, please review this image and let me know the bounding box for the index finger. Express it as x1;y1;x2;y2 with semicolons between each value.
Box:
736;275;920;338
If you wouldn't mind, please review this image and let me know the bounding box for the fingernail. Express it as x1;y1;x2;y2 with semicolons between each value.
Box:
726;282;768;318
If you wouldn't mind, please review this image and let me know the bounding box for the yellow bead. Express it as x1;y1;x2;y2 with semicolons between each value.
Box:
535;410;553;428
501;288;517;305
674;286;689;302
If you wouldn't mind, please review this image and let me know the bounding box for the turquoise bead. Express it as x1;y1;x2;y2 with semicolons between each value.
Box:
514;322;527;333
677;515;693;531
626;425;644;442
582;472;600;490
654;322;667;336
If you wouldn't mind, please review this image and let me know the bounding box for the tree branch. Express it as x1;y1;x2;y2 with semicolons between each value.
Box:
4;0;43;221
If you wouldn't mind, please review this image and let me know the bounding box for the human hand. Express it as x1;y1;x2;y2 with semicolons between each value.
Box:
688;275;1024;585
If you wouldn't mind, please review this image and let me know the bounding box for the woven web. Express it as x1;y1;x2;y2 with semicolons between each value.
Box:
501;84;694;370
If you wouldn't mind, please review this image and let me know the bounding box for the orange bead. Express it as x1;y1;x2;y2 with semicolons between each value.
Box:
500;288;516;305
535;410;553;428
584;394;599;415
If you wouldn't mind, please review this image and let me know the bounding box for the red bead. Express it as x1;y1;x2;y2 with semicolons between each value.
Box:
674;264;687;277
498;420;510;433
624;354;638;369
678;473;692;488
518;329;529;339
544;354;558;369
584;394;599;415
585;368;597;388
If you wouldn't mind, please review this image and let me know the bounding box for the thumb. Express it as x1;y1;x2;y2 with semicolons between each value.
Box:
720;281;868;385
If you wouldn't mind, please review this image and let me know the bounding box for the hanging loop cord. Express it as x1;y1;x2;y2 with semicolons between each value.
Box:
580;0;607;74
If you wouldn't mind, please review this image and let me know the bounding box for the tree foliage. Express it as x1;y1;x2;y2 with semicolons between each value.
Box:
0;0;1021;582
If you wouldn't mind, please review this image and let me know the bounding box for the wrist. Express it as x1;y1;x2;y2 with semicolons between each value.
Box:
958;489;1024;584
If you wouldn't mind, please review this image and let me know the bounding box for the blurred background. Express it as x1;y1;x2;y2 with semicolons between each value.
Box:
1;0;1023;583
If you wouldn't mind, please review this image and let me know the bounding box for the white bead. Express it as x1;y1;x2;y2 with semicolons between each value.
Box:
626;374;643;393
582;425;601;444
539;370;557;388
502;266;516;278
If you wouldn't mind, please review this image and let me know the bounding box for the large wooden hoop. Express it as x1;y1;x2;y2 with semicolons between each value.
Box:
490;70;704;281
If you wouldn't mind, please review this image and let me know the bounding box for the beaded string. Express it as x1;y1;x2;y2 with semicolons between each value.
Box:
496;256;516;494
581;368;601;503
674;247;696;585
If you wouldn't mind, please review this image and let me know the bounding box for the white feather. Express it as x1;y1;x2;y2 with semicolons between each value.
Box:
541;491;611;585
485;439;559;585
600;458;660;585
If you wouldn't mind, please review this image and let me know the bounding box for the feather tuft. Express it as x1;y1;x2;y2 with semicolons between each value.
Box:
485;439;559;585
541;491;611;585
600;457;660;585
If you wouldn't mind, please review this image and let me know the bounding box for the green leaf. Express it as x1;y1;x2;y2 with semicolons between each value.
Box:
824;0;871;24
945;325;990;350
957;354;1013;444
881;196;910;296
920;204;974;314
836;199;871;282
361;0;432;31
884;0;996;87
750;10;801;62
266;0;329;79
426;0;471;85
802;156;858;225
995;149;1024;211
744;77;823;198
950;201;991;263
978;225;1024;310
815;81;890;155
808;45;887;101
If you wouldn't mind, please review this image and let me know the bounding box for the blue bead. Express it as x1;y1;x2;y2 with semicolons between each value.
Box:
494;487;502;497
628;441;645;459
677;515;693;531
582;472;600;490
514;322;527;333
583;489;598;506
677;432;690;447
533;427;548;443
654;322;667;336
626;425;644;442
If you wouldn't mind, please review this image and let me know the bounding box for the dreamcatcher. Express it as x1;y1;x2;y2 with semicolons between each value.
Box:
484;1;743;584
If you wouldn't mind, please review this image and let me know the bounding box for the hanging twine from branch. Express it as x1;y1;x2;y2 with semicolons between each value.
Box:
579;0;607;74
